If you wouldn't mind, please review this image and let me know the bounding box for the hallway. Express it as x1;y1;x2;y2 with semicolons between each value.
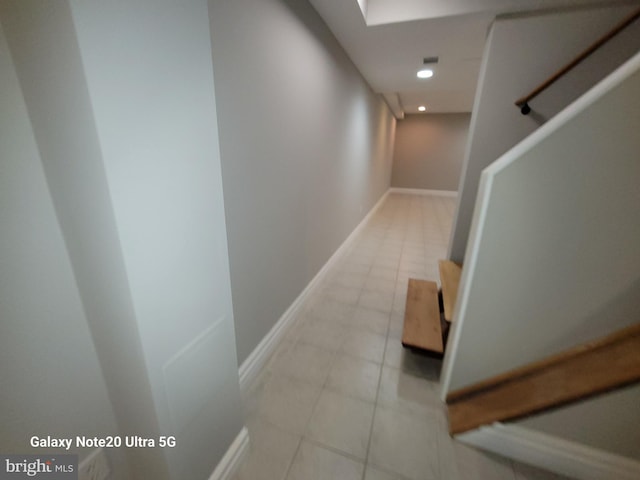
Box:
233;192;568;480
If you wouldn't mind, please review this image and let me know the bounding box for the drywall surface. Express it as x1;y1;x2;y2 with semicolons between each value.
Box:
518;384;640;460
0;20;127;478
391;113;470;190
2;1;243;478
209;0;396;364
69;1;243;478
1;2;158;477
449;5;640;262
443;52;640;458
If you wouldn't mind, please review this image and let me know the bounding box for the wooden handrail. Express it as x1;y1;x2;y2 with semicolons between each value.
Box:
446;323;640;434
515;7;640;115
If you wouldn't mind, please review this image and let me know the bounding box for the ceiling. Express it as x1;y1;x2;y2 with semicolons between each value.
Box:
306;0;630;117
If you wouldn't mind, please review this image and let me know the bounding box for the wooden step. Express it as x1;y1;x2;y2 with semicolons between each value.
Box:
402;279;443;353
447;323;640;434
439;260;462;322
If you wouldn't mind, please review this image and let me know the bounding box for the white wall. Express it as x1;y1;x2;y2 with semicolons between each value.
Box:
209;0;396;365
69;2;244;477
449;5;640;262
1;1;244;478
442;51;640;461
391;113;470;190
365;0;629;25
0;20;129;479
1;2;161;476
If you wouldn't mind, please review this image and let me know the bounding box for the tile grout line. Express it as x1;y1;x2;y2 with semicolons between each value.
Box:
283;215;377;480
360;199;406;480
265;241;354;480
242;194;458;480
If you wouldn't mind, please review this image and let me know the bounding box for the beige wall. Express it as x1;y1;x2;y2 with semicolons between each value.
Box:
391;113;470;191
209;0;396;365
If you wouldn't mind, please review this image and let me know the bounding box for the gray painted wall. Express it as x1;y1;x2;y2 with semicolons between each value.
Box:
0;20;130;479
448;5;640;262
391;113;470;190
1;1;243;478
443;52;640;460
209;0;396;365
519;384;640;460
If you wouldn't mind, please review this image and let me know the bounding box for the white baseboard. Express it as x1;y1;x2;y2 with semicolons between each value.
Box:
208;427;249;480
389;187;458;197
238;190;390;390
457;423;640;480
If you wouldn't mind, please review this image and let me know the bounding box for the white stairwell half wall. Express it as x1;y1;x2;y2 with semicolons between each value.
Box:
441;51;640;479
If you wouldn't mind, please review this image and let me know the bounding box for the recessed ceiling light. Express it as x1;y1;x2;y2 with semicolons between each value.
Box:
417;68;434;79
418;106;426;112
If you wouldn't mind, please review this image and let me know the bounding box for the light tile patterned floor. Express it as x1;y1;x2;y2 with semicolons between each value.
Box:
233;193;571;480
